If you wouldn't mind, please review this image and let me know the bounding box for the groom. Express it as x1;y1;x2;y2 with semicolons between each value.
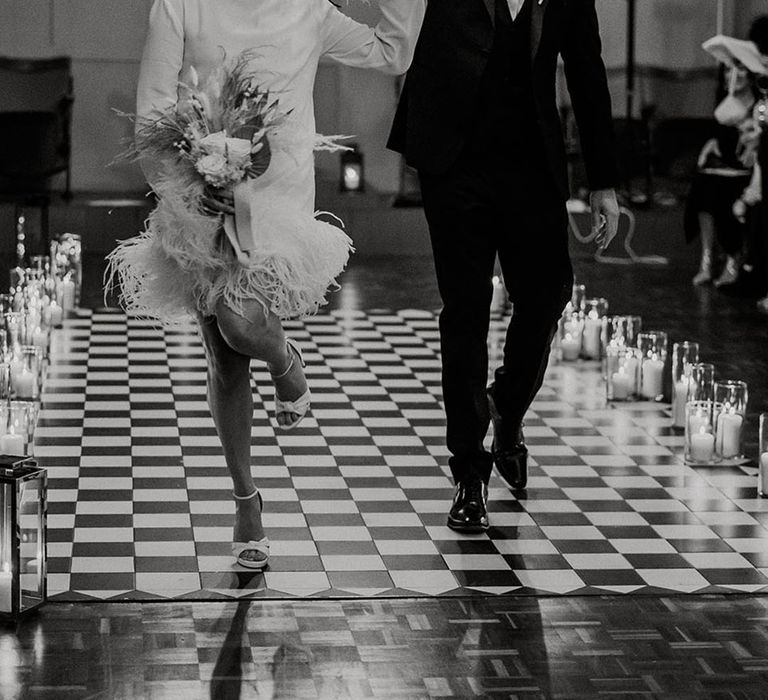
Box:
388;0;620;531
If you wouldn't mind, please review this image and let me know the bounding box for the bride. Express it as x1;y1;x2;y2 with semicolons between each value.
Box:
111;0;425;570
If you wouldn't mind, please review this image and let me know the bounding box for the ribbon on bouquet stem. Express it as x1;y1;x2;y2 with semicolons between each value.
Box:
222;181;258;264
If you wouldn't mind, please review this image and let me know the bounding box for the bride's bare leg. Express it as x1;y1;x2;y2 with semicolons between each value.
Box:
214;297;308;427
197;314;265;553
197;296;308;562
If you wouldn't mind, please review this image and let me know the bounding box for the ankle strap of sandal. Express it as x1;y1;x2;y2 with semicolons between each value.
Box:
233;488;260;501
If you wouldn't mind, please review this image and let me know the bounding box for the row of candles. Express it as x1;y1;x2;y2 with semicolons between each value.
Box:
554;283;766;495
0;234;82;458
0;234;81;617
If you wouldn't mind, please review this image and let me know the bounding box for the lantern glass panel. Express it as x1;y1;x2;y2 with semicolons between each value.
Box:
18;476;45;609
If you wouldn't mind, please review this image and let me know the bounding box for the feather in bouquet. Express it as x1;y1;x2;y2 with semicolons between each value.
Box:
120;50;291;254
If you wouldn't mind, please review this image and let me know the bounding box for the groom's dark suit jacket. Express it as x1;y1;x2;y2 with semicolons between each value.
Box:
387;0;618;199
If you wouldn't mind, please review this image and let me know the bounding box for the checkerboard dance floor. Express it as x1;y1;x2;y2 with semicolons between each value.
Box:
38;309;768;602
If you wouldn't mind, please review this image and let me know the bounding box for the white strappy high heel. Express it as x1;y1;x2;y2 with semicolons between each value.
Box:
231;489;270;570
271;339;311;431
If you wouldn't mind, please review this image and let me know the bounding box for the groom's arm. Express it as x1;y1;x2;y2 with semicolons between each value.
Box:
561;0;619;246
560;0;618;193
319;0;427;74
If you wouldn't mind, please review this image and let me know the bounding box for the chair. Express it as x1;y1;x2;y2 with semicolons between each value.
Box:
0;56;74;261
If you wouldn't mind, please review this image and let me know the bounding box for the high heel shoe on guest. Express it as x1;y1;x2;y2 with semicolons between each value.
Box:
231;489;270;570
271;339;311;431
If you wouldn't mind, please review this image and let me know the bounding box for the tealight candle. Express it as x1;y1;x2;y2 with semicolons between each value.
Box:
561;333;580;361
690;427;715;462
641;358;665;400
715;411;743;459
672;379;689;428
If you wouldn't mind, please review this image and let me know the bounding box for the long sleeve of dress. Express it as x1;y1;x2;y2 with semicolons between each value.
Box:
320;0;426;75
136;0;184;123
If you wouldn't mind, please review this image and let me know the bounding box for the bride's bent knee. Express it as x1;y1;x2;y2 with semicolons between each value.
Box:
215;298;278;359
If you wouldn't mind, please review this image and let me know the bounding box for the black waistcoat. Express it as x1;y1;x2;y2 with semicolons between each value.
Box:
472;0;541;156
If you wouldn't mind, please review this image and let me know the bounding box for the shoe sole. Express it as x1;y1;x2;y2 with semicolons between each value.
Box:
447;518;489;533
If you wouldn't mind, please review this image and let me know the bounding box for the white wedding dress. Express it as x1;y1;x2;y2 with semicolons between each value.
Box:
109;0;425;322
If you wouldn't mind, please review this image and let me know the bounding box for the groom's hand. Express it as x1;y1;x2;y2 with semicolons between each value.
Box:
589;188;620;251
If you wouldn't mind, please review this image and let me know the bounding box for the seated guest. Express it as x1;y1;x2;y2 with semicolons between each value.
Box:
687;17;768;288
684;66;753;287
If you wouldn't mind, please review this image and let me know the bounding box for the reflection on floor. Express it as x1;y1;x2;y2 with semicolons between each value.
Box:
8;595;768;699
35;307;768;601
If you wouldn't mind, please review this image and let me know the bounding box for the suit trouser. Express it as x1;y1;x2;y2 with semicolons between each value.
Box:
419;147;573;485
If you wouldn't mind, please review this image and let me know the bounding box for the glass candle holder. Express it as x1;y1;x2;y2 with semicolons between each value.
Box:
685;400;715;465
569;283;586;313
559;313;583;362
580;298;608;361
759;413;768;498
605;346;638;401
0;295;13;318
713;380;748;464
0;403;30;456
637;331;668;401
0;364;10;403
604;315;636;349
9;346;41;401
689;362;715;403
53;233;82;307
671;341;700;428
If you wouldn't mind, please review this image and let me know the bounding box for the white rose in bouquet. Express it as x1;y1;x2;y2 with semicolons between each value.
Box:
226;137;253;168
196;152;232;187
199;131;228;155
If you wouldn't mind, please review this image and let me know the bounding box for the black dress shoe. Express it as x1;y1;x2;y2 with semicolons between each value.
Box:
491;439;528;490
447;479;489;533
487;388;528;490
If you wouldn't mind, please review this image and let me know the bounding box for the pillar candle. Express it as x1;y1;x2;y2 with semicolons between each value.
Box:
582;318;602;360
0;432;24;455
32;328;47;351
12;369;35;399
59;279;75;312
690;429;715;462
760;453;768;497
48;302;63;328
641;358;665;400
672;380;689;428
0;570;12;613
715;412;743;459
623;356;640;394
611;371;632;400
561;334;580;361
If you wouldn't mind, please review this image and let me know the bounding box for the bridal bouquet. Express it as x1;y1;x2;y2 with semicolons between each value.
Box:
122;50;290;252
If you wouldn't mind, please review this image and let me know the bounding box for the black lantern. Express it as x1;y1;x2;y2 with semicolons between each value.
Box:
340;144;365;193
0;456;46;619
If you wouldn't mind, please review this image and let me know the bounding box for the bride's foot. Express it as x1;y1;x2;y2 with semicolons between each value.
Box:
269;340;311;430
232;489;270;569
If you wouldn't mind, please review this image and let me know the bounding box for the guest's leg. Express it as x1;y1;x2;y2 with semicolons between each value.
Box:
419;171;497;484
693;212;715;285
